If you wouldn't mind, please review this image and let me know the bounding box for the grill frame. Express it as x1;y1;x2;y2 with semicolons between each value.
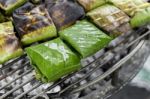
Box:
0;25;150;99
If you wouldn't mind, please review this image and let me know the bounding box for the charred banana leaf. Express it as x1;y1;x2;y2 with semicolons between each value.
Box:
47;0;85;30
0;22;23;64
108;0;150;16
13;3;57;45
77;0;106;11
26;38;81;82
87;4;131;37
0;0;27;15
59;20;112;58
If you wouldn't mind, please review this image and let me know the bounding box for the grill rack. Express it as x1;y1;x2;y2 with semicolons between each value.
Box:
0;25;150;99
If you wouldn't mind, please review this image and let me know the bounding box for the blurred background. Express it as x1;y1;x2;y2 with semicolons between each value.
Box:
109;56;150;99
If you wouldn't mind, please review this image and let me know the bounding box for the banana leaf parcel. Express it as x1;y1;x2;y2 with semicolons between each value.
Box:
59;20;112;58
131;7;150;28
108;0;150;16
77;0;106;11
26;38;81;82
87;4;131;37
13;3;57;45
0;0;27;15
0;21;23;64
47;0;85;30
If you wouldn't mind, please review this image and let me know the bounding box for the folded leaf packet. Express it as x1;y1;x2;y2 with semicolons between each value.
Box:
26;38;81;82
59;20;112;58
0;22;23;64
77;0;106;11
0;0;27;15
13;3;57;45
131;7;150;28
47;0;85;30
108;0;150;16
87;4;131;37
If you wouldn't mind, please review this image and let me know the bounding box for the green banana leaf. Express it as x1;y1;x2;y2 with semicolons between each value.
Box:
59;20;112;58
87;4;131;37
13;3;57;45
108;0;150;16
26;38;81;82
0;21;23;64
77;0;106;12
47;0;85;30
131;7;150;28
0;0;27;15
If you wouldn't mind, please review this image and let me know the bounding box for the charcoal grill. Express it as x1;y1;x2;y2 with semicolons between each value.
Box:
0;25;150;99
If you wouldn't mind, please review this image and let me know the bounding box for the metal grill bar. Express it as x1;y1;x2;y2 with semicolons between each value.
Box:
0;26;149;99
0;62;30;81
0;68;33;90
0;77;35;99
71;40;145;93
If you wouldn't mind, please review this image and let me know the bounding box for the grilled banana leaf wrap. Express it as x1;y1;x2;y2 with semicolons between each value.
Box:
13;2;57;45
0;22;23;64
0;0;27;15
131;7;150;28
87;4;131;37
59;20;112;58
26;38;81;82
108;0;150;27
77;0;106;12
47;0;85;30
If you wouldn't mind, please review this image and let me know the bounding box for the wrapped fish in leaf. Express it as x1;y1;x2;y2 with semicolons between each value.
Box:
77;0;106;11
47;0;85;30
13;3;57;45
108;0;150;16
59;20;112;58
131;7;150;27
87;4;131;37
26;38;81;82
0;0;27;15
0;22;23;64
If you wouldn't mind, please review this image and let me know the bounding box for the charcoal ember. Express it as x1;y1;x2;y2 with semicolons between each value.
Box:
0;0;27;15
47;0;85;30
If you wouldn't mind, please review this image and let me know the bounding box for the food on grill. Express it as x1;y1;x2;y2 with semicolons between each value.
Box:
108;0;150;16
131;7;150;28
59;20;112;58
0;0;27;15
13;3;57;45
77;0;106;11
87;4;131;37
26;38;81;82
47;0;85;30
0;21;23;64
108;0;150;27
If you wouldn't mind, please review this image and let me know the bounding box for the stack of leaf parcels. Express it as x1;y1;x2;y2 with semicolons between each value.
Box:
0;0;149;82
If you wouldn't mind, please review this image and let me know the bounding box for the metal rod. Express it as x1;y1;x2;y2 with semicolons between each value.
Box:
0;77;35;99
0;68;33;90
72;40;145;93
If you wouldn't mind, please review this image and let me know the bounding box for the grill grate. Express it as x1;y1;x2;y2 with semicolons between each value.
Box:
0;25;150;99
